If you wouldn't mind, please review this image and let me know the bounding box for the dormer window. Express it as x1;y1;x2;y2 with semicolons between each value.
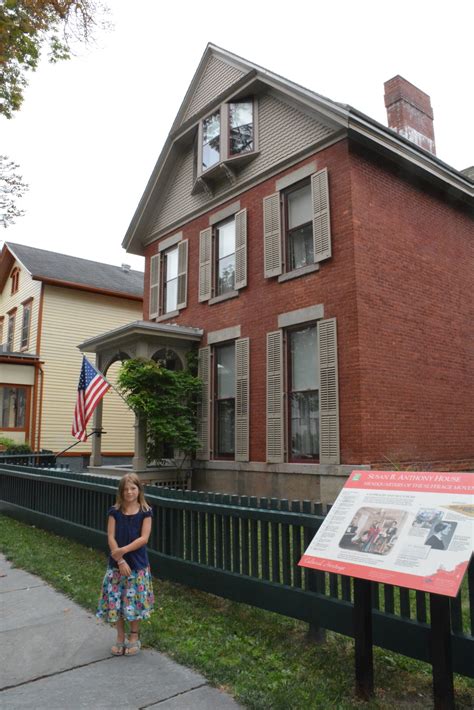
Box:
195;97;257;192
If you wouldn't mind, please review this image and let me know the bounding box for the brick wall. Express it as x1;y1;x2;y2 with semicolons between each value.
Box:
143;140;473;470
351;145;474;468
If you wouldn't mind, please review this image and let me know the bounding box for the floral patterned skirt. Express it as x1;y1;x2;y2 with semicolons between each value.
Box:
96;566;154;623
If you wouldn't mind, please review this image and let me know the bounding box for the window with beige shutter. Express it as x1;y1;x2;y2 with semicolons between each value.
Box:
198;210;247;302
196;346;211;460
263;167;332;278
149;238;188;319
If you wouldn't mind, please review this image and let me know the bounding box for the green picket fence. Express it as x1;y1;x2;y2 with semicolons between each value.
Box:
0;464;472;678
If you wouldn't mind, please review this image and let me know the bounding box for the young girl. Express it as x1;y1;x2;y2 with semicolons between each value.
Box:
96;473;154;656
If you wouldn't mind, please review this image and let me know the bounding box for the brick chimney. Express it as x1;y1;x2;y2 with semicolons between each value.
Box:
384;76;436;155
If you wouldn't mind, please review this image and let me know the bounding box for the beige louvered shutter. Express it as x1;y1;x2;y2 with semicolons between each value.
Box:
176;239;188;309
199;228;212;302
234;209;247;290
311;168;331;262
263;193;282;278
318;318;340;464
196;346;211;460
149;253;160;319
235;337;250;461
266;330;284;462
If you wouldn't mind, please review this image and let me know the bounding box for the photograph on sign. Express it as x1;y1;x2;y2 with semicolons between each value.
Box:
299;471;474;597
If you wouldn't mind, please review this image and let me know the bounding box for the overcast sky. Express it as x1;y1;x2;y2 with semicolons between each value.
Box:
2;0;473;272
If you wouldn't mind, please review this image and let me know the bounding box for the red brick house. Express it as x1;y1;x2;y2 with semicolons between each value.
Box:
91;45;473;502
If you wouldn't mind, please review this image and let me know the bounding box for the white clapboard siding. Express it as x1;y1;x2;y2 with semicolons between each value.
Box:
311;168;332;263
199;228;212;302
149;253;160;318
266;330;284;462
235;337;250;461
196;346;211;459
176;240;188;309
39;285;141;453
234;209;248;290
263;193;282;277
318;317;340;464
0;264;42;354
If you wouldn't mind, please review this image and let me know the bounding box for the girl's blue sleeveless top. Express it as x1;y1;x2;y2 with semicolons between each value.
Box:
108;507;153;571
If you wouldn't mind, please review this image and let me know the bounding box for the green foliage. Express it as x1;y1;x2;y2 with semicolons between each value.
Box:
0;435;16;448
0;0;109;118
5;442;32;454
0;154;28;227
117;357;202;465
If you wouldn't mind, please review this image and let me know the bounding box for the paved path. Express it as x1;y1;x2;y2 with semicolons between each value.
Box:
0;555;242;709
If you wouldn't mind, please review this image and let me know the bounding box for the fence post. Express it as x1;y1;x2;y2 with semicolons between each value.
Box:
353;577;374;700
430;593;454;710
303;500;326;644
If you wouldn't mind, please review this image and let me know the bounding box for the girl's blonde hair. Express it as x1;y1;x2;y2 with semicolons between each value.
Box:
114;473;151;512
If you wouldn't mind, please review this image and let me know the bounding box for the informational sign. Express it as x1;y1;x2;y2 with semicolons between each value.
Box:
299;471;474;597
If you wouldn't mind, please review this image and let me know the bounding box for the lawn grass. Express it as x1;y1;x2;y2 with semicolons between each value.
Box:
0;513;472;710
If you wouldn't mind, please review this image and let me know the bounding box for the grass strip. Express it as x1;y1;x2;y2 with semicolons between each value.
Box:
0;514;472;709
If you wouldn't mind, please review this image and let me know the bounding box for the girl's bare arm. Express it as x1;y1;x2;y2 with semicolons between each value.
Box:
107;516;119;553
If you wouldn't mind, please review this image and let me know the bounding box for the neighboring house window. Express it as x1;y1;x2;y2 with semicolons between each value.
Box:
10;268;20;295
7;310;16;351
20;300;32;350
263;168;331;278
199;209;247;302
216;218;236;295
214;342;235;458
0;385;28;429
198;99;256;179
149;239;188;320
288;325;319;461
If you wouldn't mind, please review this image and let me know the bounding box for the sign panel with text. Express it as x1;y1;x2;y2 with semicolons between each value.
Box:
299;471;473;597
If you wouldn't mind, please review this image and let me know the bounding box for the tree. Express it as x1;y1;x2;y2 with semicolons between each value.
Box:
0;154;28;227
0;0;109;118
117;356;202;467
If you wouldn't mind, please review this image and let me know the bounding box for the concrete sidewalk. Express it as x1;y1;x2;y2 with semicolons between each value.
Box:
0;555;242;709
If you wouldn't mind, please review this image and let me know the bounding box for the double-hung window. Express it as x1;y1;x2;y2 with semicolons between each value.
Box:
197;335;249;462
216;218;236;295
20;300;32;350
288;325;319;460
7;310;16;351
149;237;188;320
199;209;247;303
215;343;235;457
266;316;340;465
263;167;331;278
0;385;28;430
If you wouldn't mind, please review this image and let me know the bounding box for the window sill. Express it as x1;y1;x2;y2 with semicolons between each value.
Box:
208;291;239;306
277;263;320;283
155;310;179;322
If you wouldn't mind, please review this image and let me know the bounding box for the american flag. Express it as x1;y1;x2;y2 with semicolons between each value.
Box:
72;356;110;442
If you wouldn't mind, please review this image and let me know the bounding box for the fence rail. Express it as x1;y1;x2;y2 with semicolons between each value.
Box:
0;465;472;678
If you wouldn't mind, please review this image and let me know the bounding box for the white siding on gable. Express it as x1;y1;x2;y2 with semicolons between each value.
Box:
183;56;245;123
0;263;42;353
150;94;336;238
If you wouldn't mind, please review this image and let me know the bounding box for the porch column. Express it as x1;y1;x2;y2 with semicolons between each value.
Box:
133;416;147;471
90;399;103;467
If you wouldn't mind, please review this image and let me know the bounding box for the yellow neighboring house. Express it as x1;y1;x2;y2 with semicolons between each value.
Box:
0;242;143;466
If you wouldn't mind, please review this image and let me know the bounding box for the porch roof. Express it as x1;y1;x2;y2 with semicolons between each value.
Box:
78;320;203;353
